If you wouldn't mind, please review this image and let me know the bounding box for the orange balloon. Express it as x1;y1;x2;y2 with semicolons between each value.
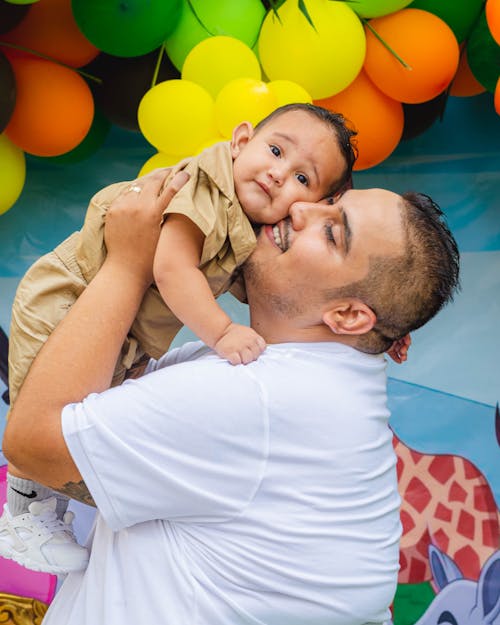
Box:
486;0;500;45
5;56;94;157
450;48;486;97
495;76;500;116
364;8;460;104
315;70;404;171
1;0;99;68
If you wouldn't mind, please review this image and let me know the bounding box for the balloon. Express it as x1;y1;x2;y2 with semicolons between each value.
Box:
182;36;261;99
467;9;500;93
364;9;460;104
350;0;413;18
138;151;182;177
449;48;486;97
401;92;447;141
0;133;25;214
315;70;404;171
0;50;15;132
409;0;484;43
495;75;500;115
0;0;30;34
165;0;266;71
138;79;217;155
215;78;277;138
1;0;99;67
267;80;313;106
486;0;500;45
72;0;182;58
5;55;94;157
45;107;111;164
258;0;366;100
83;49;180;132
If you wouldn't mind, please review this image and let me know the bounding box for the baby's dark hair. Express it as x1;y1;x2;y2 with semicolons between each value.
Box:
254;103;358;195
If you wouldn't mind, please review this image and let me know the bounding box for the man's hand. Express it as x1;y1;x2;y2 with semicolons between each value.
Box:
214;323;266;365
105;168;190;287
386;334;411;364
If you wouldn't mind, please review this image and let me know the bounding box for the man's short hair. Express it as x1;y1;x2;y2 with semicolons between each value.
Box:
254;103;358;196
328;192;460;354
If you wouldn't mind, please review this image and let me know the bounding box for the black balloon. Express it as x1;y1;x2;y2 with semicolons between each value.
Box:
0;49;15;133
0;0;30;35
401;92;449;141
82;48;180;132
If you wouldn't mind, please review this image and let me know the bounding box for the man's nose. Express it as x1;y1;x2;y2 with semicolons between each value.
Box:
289;201;337;230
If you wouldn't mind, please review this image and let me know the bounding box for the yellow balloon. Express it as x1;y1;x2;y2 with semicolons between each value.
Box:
258;0;366;99
138;79;217;156
0;133;26;215
182;36;262;98
138;151;183;177
267;80;313;106
215;78;277;138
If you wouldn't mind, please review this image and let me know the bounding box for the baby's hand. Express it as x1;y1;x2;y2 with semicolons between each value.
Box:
214;323;266;365
386;334;411;364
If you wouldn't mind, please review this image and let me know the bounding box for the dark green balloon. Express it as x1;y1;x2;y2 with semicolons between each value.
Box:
71;0;182;58
402;92;448;141
409;0;484;42
82;48;180;132
467;9;500;93
0;49;15;133
0;0;30;35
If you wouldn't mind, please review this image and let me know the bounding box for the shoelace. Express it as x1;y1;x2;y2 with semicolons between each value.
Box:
32;511;74;537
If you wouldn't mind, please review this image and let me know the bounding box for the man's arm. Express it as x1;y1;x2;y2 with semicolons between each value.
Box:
3;169;189;495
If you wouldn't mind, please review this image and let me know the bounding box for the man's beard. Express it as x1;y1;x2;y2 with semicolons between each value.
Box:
243;255;308;318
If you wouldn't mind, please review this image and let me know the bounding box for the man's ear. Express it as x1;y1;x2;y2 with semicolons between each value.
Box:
231;121;254;158
322;300;376;335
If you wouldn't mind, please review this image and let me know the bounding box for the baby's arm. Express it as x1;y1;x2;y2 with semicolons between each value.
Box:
153;214;266;365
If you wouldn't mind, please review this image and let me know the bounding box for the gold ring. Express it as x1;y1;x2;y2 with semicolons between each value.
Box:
127;184;142;193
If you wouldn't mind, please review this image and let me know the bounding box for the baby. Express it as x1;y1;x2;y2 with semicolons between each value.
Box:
0;103;356;575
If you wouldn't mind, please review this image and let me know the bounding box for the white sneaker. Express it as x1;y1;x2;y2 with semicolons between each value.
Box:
0;497;89;574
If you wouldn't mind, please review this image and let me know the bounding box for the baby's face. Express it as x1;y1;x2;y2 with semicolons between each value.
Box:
231;110;346;225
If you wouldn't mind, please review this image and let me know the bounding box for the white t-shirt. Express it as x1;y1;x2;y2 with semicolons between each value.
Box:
46;341;401;625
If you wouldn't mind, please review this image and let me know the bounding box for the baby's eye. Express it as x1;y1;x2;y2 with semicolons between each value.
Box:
296;173;309;186
270;145;281;157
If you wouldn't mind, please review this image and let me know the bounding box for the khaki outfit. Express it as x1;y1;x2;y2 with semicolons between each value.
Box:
8;142;256;406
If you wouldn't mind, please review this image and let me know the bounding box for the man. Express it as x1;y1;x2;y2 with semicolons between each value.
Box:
3;169;460;625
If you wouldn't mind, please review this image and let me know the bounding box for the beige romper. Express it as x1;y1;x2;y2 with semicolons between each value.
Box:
8;142;256;406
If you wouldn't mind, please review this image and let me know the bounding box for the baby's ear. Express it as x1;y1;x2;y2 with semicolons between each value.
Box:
231;121;254;158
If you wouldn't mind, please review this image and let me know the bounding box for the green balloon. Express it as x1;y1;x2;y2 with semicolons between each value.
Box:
165;0;266;71
350;0;413;19
467;9;500;93
72;0;182;58
409;0;484;42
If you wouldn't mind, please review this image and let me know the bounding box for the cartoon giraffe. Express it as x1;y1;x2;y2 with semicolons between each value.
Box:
393;432;499;584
